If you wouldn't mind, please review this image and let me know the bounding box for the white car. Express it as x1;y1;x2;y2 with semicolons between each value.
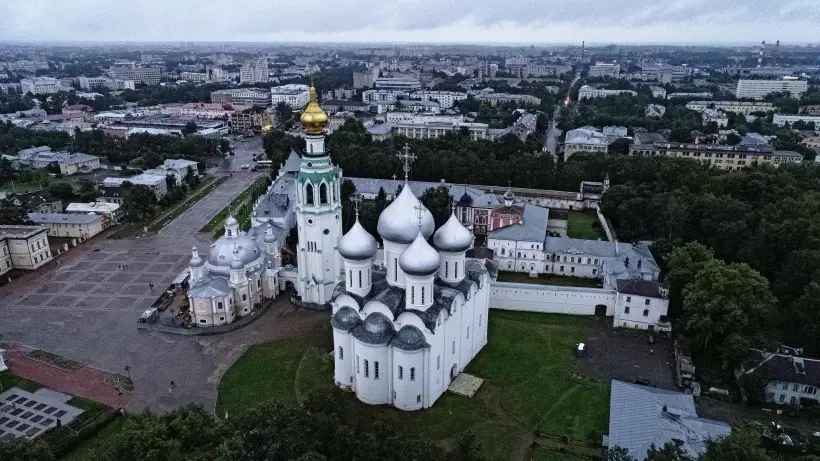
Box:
240;164;250;170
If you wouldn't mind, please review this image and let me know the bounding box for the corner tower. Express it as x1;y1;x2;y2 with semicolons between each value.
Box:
295;85;343;305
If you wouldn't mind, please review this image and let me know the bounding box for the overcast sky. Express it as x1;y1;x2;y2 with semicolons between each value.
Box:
1;0;819;44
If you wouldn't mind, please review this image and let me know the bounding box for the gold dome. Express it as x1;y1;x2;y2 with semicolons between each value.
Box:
300;86;327;135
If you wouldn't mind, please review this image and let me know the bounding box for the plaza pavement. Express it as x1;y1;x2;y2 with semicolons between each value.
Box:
0;171;324;414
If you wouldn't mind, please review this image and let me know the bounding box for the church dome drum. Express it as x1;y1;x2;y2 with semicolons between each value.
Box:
377;186;435;244
208;235;262;270
339;220;378;260
433;213;473;253
399;231;441;276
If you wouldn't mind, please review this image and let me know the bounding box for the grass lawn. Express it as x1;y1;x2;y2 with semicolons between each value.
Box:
59;417;124;461
201;176;270;237
566;211;607;240
217;311;610;461
497;271;603;288
0;370;42;392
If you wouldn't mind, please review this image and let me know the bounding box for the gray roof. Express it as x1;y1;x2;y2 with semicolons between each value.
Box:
390;325;430;351
331;306;362;331
744;350;820;387
608;380;731;460
487;204;549;243
351;312;394;345
28;212;101;224
472;192;501;208
188;274;232;298
347;177;484;202
282;150;301;173
255;174;296;219
207;233;262;270
617;279;664;298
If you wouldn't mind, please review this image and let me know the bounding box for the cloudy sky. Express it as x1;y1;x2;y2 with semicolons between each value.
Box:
1;0;819;44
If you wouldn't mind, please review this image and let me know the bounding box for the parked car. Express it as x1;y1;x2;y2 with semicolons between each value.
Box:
240;164;250;170
138;308;158;324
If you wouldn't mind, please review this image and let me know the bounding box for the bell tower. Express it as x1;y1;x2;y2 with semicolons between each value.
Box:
295;85;343;305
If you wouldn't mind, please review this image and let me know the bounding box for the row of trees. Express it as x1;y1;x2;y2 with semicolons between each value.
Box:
264;120;589;191
0;390;488;461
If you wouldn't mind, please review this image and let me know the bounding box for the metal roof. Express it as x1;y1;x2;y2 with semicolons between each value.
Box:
28;212;102;225
608;380;731;460
487;204;549;243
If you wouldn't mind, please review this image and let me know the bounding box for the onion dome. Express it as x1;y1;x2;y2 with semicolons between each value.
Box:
263;222;277;243
433;213;473;253
230;248;244;270
300;86;328;135
456;191;473;206
377;186;435;244
399;231;441;276
226;215;239;227
503;188;515;201
189;246;205;267
352;312;395;345
331;306;361;331
391;325;430;351
339;218;378;260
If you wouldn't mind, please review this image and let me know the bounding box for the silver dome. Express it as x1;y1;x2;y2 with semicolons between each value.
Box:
433;213;473;253
230;248;244;270
331;306;362;330
339;219;378;260
364;312;394;335
208;234;262;270
189;246;205;267
377;185;435;244
226;215;239;226
399;231;440;276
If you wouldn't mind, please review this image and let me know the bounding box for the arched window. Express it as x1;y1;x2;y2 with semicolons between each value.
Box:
305;184;314;205
319;183;328;204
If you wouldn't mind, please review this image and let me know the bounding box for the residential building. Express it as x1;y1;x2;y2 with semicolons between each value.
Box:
20;77;65;95
353;67;379;89
526;63;571;77
605;380;731;460
629;142;803;170
614;280;670;330
577;85;637;100
362;89;408;104
211;88;272;107
686;100;774;115
65;202;122;222
772;114;820;127
368;117;491;141
666;92;712;99
409;91;468;109
231;106;275;133
270;84;310;108
96;187;126;205
62;105;93;117
78;76;110;90
564;126;625;158
320;99;369;114
110;67;161;85
801;136;820;149
240;57;269;84
650;86;667;99
700;109;729;128
0;225;52;275
589;63;621;78
799;105;820;116
28;212;105;239
736;77;807;100
16;147;101;175
472;92;541;106
374;76;422;91
740;350;820;406
102;174;168;198
3;191;63;213
645;104;666;117
179;102;251;120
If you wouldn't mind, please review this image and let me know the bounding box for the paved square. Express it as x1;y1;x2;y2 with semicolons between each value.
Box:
44;296;79;308
34;283;67;295
103;297;140;310
81;273;110;283
93;284;123;295
123;262;151;272
65;283;98;294
146;263;175;274
15;295;53;307
73;297;109;309
108;273;136;284
159;254;183;263
122;285;149;296
53;272;83;282
96;262;124;272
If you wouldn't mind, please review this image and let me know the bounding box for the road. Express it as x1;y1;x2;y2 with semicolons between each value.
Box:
216;135;264;172
543;73;580;158
0;172;320;414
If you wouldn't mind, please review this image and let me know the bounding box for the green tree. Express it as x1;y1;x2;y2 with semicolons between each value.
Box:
700;425;772;461
275;102;293;126
121;185;158;223
646;442;694;461
607;446;637;461
420;185;452;229
75;178;97;202
682;259;776;368
0;202;33;224
609;138;631;155
340;178;356;203
0;439;54;461
182;121;199;136
47;181;75;200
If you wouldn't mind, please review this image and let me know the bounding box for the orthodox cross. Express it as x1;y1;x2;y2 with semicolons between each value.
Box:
396;144;417;181
351;192;363;218
414;203;425;229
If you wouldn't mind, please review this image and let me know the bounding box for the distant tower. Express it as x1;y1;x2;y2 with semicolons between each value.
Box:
758;40;766;68
581;41;585;60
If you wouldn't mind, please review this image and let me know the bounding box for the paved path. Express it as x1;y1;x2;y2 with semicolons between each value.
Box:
0;171;312;413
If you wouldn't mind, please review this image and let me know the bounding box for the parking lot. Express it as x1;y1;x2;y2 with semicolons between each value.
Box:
578;317;677;389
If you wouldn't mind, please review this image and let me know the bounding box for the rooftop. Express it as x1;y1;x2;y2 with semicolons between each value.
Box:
0;225;48;239
29;212;103;225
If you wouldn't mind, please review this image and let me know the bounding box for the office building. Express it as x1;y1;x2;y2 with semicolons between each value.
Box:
270;84;310;108
772;114;820;127
685;100;774;115
20;77;65;95
736;78;807;100
16;147;101;176
409;91;467;109
589;63;621;78
110;67;161;85
629;142;803;170
28;213;106;239
211;88;272;107
374;77;422;91
577;85;636;100
240;57;269;84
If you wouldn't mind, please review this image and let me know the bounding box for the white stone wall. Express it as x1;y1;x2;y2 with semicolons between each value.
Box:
490;282;616;316
613;292;669;329
353;341;391;405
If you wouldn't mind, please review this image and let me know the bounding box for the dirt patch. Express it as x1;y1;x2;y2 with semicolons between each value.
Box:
24;350;85;372
577;317;676;389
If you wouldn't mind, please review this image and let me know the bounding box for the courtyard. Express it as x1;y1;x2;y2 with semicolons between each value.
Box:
216;310;611;461
566;211;607;241
496;270;603;288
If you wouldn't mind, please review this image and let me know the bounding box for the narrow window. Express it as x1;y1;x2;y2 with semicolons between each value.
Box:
356;355;360;373
467;327;470;339
394;258;398;281
454;263;458;279
364;359;369;378
338;347;343;359
479;314;482;326
411;285;415;304
348;269;352;286
242;294;247;301
626;296;631;302
645;299;650;305
358;271;362;288
319;183;328;204
398;365;403;379
374;361;379;379
217;302;223;309
305;184;314;205
417;395;421;403
421;286;425;304
437;355;440;369
624;306;630;314
445;261;449;278
643;309;649;317
410;367;416;381
452;341;456;354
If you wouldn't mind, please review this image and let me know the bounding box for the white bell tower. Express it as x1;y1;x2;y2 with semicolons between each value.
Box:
295;85;343;305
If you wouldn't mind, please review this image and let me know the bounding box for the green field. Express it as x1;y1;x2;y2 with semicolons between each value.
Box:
217;311;610;461
566;211;608;240
497;271;603;288
201;176;270;237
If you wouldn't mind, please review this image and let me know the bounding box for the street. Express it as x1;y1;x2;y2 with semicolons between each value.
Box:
217;135;264;172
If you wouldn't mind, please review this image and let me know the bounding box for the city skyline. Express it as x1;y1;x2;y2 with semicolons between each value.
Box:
1;0;819;44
